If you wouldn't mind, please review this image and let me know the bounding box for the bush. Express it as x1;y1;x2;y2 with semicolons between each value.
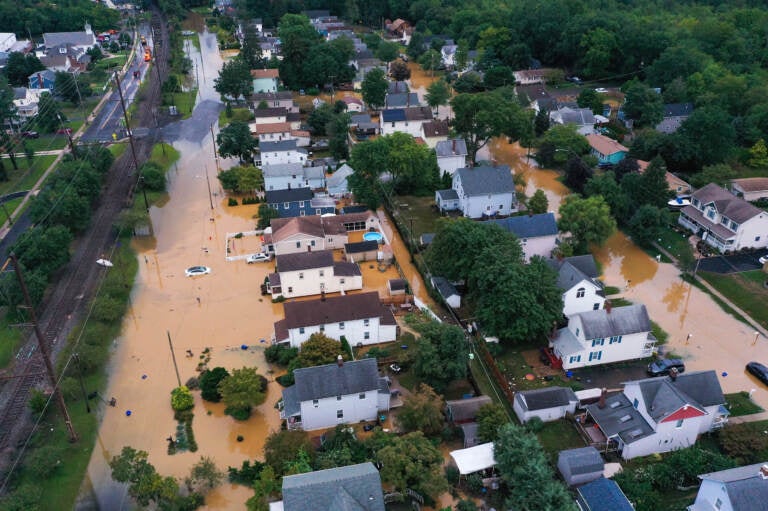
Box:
199;367;229;402
265;344;298;366
185;376;200;390
276;373;294;387
76;343;109;375
225;405;251;421
92;295;124;323
228;197;238;206
24;445;64;479
525;416;544;433
445;466;460;486
28;389;48;415
228;460;266;485
171;386;194;411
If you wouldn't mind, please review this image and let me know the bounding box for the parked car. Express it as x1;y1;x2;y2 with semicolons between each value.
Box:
21;131;39;138
185;265;211;277
647;358;686;376
246;252;272;263
389;363;401;373
746;361;768;386
759;254;768;265
57;127;72;135
595;87;608;93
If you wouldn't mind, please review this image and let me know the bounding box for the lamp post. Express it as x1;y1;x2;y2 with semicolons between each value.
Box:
753;331;760;346
685;333;692;345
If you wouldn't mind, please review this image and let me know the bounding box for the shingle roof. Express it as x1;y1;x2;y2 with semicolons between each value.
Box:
547;255;601;292
254;122;291;134
436;189;459;201
456;166;515;196
262;162;305;177
381;109;406;122
281;462;385;511
266;187;313;204
43;31;95;48
558;447;604;475
515;386;577;411
577;478;634;511
446;395;492;422
575;304;650;339
293;358;380;401
282;385;300;416
421;119;449;137
699;463;768;511
253;91;293;101
387;81;409;93
555;107;595;126
586;133;628;155
692;183;763;224
487;212;558;239
254;107;287;118
350;114;372;125
388;278;407;291
632;370;724;422
404;106;433;121
333;261;362;277
261;139;298;152
277;250;334;272
431;276;459;299
435;139;468;157
586;394;654;444
280;291;393;330
345;240;378;254
251;68;279;79
327;164;354;189
732;177;768;193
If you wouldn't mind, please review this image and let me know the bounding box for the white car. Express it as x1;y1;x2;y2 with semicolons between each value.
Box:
759;255;768;265
185;266;211;277
247;253;272;264
595;87;608;93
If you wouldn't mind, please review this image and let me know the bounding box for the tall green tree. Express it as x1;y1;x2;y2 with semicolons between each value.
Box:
5;52;44;86
327;111;350;160
296;333;348;367
214;58;252;100
218;367;266;420
109;446;181;507
627;205;669;247
412;322;467;392
527;189;549;215
558;195;616;253
563;156;593;194
376;41;400;62
535;125;590;167
623;81;664;128
36;92;65;133
263;430;315;476
396;383;445;436
361;68;387;110
217;121;257;162
476;403;509;443
425;79;450;114
375;432;448;498
451;91;526;163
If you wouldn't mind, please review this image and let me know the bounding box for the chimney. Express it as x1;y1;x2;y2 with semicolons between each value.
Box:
669;367;678;381
760;465;768;479
337;354;343;367
36;72;43;89
598;388;607;409
605;301;612;314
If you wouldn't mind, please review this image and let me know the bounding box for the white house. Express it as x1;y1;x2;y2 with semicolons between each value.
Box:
253;122;292;143
340;95;364;112
690;462;768;511
679;183;768;252
441;44;457;68
435;139;468;177
513;68;555;85
731;177;768;202
42;23;96;53
267;250;362;299
252;68;279;93
380;106;433;137
513;386;578;424
550;303;655;370
549;106;596;136
0;33;16;53
263;163;325;191
584;370;728;460
326;163;354;196
264;212;379;256
253;91;296;112
279;358;390;431
488;213;560;262
12;87;43;119
420;119;449;148
252;107;288;125
273;291;398;347
435;166;517;219
260;140;308;166
547;255;605;317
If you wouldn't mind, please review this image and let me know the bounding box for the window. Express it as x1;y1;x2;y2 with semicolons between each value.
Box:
336;395;342;401
337;410;343;419
569;355;581;363
310;240;316;247
676;419;684;428
312;399;318;406
486;205;491;211
633;398;639;409
320;325;325;332
591;338;604;347
609;336;622;344
339;322;345;330
576;287;586;298
284;202;290;209
340;278;345;284
498;204;503;209
296;241;301;248
391;122;395;127
593;303;601;310
299;201;305;207
316;209;322;214
715;498;722;510
300;211;306;216
319;270;325;277
575;327;580;337
299;326;304;334
359;393;365;400
298;273;304;280
757;236;762;242
364;319;370;327
588;351;602;361
707;209;716;220
292;174;296;179
288;287;293;293
364;332;370;340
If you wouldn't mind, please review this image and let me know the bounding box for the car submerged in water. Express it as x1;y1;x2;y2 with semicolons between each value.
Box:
185;266;211;277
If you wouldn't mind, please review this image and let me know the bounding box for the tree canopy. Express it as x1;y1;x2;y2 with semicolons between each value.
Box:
412;322;467;392
558;195;617;254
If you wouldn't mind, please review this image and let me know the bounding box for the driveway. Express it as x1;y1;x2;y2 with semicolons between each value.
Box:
697;252;764;274
565;362;650;392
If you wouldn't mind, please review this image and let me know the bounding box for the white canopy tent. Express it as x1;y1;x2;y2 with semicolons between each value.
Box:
449;442;497;475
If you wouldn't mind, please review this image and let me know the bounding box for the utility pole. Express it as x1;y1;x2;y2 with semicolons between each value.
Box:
138;176;150;212
1;202;13;225
71;71;87;125
73;353;90;413
166;330;182;387
10;254;78;442
114;73;140;173
210;124;220;172
57;113;76;156
205;165;214;210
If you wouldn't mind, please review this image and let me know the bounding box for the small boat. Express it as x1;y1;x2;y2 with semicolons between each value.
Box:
667;196;691;210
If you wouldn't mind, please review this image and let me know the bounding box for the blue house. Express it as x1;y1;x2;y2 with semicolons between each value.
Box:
586;133;628;165
266;188;336;218
28;70;56;91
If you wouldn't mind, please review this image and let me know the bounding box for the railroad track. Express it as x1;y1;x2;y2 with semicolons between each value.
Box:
0;4;171;468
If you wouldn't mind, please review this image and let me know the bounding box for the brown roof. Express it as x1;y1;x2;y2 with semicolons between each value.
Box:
277;250;335;272
251;68;279;79
274;319;289;341
586;133;628;155
422;119;449;137
388;19;409;31
254;107;288;118
404;106;433;122
255;122;291;134
731;177;768;193
280;292;393;329
636;160;691;193
291;129;311;137
692;183;763;224
271;213;376;242
342;96;363;105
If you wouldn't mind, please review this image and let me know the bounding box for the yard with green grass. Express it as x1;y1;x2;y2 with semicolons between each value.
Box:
536;420;586;459
698;270;768;329
21;134;68;152
391;195;441;240
164;89;198;119
724;391;764;416
218;106;254;127
655;220;694;262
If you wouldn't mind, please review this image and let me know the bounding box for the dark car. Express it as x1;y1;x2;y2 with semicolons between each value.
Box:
21;131;39;138
746;361;768;386
647;358;685;377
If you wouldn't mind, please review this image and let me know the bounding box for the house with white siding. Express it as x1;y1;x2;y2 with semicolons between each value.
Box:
380;107;433;137
435;139;468;177
690;462;768;511
260;139;308;166
263;163;325;191
435;166;517;219
266;250;362;299
252;91;295;112
273;292;398;347
730;177;768;203
420;119;449;148
253;122;292;143
488;212;559;262
679;183;768;252
252;68;279;93
513;386;578;424
550;303;655;370
547;255;605;317
583;371;728;460
264;212;379;256
252;107;288;125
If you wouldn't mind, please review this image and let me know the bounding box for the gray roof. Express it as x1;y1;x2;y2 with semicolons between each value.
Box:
577;478;634;511
266;187;313;203
253;106;287;117
515;386;578;411
282;385;300;416
293;358;381;402
345;240;378;253
253;91;293;101
262;162;305;177
456;166;515;196
43;30;95;49
446;395;492;422
261;139;299;152
558;447;604;475
388;278;407;291
586;393;654;444
699;463;768;511
547;255;602;292
350;114;372;125
387;81;409;94
277;249;334;272
555;107;595;125
574;304;650;339
281;462;385;511
436;189;459;201
12;87;26;100
487;212;558;239
431;276;459;299
333;261;362;277
632;370;724;422
435;139;468;157
327;164;354;189
691;183;763;224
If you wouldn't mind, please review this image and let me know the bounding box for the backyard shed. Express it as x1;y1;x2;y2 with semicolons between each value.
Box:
344;240;379;262
431;276;461;308
387;279;407;296
450;442;496;475
557;446;605;487
513;386;578;424
446;395;492;423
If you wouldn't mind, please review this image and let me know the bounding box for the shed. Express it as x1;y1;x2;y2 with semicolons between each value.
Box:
344;240;379;263
387;279;407;296
446;395;492;423
431;276;461;308
576;477;634;511
513;386;578;424
419;233;435;247
557;446;604;487
460;422;480;448
450;442;496;475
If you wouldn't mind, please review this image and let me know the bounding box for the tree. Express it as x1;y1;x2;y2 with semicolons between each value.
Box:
534;108;550;137
376;432;448;498
577;89;604;114
361;68;387;110
54;72;90;105
376;41;400;62
199;367;229;402
13;225;73;279
86;46;103;65
234;164;263;192
558;195;616;253
185;456;223;494
418;49;442;71
536;125;590;167
613;157;639;182
217;121;256;162
278;14;323;89
307;103;335;136
476;403;509;443
412;322;467;393
327;112;350;160
257;204;279;230
622;156;670;209
264;430;315;476
109;446;180;507
389;60;411;81
748;139;768;168
214;58;252;100
473;256;563;342
218;367;266;420
170;386;194;411
527;189;548;215
396;383;445;435
495;423;577;511
679;106;736;167
36;93;65;133
406;32;426;60
296;333;347;368
627;205;669;247
623;81;664;128
218;167;240;191
140;161;165;191
689;163;736;189
452;72;484;93
5;52;44;86
564;156;593;194
425;79;450;114
239;23;263;69
483;66;515;89
584;171;631;222
451;91;526;163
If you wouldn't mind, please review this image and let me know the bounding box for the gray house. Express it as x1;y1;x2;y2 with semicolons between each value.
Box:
487;212;559;262
557;446;604;487
435;166;517;219
690;462;768;511
272;462;385;511
327;163;354;196
431;276;461;308
513;386;578;424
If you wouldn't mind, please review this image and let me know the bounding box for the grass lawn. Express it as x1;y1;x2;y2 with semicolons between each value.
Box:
164;89;198;119
494;344;584;392
22;134;68;152
149;142;181;169
536;420;586;458
0;154;57;197
0;313;23;367
725;391;764;417
392;195;440;240
698;270;768;329
656;222;693;261
108;143;128;160
218;107;254;127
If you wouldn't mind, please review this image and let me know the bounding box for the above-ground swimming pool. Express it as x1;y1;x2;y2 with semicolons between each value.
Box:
363;231;384;242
